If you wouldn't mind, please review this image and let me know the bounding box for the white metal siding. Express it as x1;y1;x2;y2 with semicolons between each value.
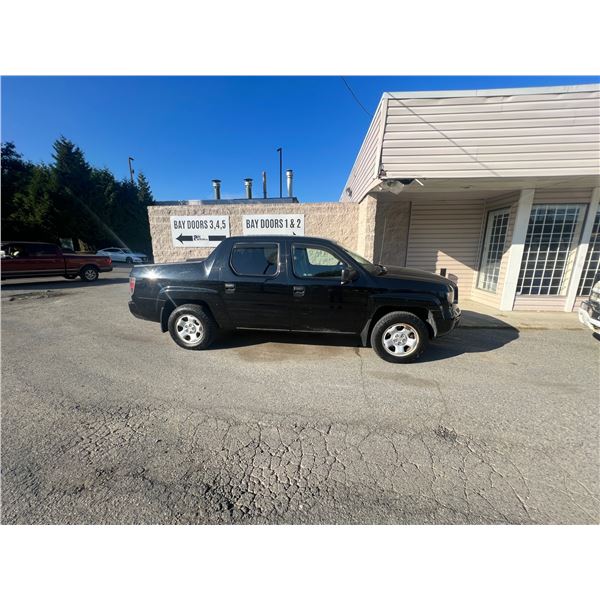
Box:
512;296;567;311
405;197;486;296
381;89;600;179
339;99;384;202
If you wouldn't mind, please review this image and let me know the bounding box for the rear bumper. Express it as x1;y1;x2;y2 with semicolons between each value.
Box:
129;299;159;322
99;265;113;273
578;301;600;333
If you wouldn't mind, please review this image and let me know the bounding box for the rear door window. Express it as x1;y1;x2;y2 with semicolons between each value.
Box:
230;244;279;276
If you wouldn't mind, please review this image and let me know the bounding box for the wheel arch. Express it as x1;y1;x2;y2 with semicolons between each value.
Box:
361;305;435;346
160;298;218;332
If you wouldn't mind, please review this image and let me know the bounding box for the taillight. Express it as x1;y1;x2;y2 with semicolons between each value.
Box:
129;277;136;295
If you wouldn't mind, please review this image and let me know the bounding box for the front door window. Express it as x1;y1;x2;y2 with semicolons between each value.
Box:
291;245;346;279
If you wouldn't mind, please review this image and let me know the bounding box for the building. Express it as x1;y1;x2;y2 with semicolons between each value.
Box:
148;84;600;312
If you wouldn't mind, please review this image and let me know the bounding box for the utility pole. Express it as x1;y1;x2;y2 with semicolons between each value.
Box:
277;147;282;198
128;157;135;184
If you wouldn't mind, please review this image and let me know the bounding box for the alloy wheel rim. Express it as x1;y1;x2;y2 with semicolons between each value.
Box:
85;269;97;280
175;314;204;344
382;323;419;356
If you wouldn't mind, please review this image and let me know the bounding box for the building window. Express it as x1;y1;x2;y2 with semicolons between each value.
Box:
517;204;584;296
577;210;600;296
477;207;510;292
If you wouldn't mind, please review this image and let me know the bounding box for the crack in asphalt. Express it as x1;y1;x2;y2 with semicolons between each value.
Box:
2;401;598;524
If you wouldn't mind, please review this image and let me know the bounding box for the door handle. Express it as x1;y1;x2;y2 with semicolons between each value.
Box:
293;285;305;297
224;283;235;294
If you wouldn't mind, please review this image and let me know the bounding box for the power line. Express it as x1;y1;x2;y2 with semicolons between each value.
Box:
340;77;372;117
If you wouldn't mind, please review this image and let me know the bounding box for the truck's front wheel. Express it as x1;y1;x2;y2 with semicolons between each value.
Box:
168;304;216;350
371;311;429;363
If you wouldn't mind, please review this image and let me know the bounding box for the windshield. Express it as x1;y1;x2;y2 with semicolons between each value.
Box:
338;243;388;274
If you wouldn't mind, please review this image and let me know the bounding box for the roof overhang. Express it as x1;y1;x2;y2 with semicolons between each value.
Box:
366;174;600;200
382;84;600;100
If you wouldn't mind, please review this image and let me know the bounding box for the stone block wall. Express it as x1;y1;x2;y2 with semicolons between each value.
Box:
148;202;364;264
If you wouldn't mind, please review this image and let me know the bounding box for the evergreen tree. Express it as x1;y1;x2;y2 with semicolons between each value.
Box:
136;172;154;205
1;138;155;253
12;165;54;240
1;142;35;238
50;136;95;241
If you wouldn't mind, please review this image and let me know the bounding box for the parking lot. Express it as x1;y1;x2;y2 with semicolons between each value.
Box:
1;267;598;524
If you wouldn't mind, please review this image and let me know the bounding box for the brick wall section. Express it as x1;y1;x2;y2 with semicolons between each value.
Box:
148;202;365;264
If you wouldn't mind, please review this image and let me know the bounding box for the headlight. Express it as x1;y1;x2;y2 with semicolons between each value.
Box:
446;286;455;304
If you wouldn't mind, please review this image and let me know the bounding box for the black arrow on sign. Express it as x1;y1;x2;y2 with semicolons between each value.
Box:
176;233;193;244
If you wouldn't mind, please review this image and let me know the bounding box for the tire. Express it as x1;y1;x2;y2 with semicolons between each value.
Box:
168;304;216;350
80;265;99;282
126;257;133;264
370;311;429;363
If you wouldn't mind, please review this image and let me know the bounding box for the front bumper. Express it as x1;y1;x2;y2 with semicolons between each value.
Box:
432;304;461;338
578;300;600;333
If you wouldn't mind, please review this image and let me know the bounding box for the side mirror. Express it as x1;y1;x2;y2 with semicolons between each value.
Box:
341;267;357;284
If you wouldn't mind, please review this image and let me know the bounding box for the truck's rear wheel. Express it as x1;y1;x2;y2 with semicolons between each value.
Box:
371;311;429;363
168;304;216;350
80;265;99;282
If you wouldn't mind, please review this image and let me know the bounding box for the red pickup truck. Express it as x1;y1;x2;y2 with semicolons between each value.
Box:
1;241;113;282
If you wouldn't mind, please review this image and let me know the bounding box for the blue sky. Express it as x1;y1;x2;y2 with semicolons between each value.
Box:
2;76;599;203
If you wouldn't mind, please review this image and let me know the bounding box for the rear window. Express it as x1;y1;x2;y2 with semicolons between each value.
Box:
230;244;278;276
29;244;60;256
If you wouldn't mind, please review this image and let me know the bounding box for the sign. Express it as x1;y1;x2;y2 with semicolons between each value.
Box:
170;215;230;247
242;214;305;236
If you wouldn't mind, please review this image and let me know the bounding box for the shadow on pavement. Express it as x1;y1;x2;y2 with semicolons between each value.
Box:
1;277;130;292
212;310;520;362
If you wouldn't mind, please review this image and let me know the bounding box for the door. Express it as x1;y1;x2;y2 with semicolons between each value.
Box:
1;243;30;277
27;244;65;276
221;241;290;330
289;242;370;333
107;248;124;261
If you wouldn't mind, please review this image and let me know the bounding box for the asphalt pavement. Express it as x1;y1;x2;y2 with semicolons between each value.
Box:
1;268;599;524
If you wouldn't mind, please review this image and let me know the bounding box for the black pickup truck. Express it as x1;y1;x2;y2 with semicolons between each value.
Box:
128;235;460;363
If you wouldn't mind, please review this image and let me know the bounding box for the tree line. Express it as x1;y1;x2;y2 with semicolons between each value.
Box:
1;137;154;254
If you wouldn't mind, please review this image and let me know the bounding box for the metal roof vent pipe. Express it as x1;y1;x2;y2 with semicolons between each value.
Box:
212;179;221;200
244;178;253;199
262;171;267;199
286;169;293;198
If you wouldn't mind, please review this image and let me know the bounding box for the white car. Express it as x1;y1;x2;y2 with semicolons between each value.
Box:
97;247;148;264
